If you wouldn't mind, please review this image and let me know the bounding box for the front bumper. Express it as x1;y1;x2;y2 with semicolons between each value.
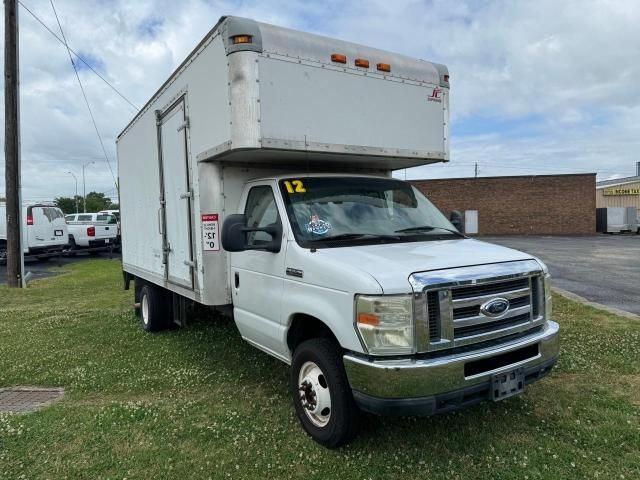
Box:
344;320;559;416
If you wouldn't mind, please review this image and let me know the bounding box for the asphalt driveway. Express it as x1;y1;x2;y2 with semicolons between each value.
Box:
482;235;640;316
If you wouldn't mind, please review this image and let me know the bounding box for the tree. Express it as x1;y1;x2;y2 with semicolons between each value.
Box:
55;196;81;214
84;191;114;213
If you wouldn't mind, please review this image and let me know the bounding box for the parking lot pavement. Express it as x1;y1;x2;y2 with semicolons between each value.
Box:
482;235;640;316
0;252;121;285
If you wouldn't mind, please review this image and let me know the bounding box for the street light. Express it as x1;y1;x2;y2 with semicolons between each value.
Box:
82;161;95;213
66;171;78;213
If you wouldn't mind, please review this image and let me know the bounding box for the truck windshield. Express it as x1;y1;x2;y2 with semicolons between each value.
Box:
279;177;461;248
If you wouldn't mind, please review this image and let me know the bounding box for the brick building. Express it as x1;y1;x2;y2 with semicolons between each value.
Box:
411;173;596;235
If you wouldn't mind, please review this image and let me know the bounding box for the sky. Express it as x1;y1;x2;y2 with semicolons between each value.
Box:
1;0;639;203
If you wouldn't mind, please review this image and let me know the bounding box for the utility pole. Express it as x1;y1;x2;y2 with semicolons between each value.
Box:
82;161;94;212
66;171;78;213
4;0;24;288
474;162;478;178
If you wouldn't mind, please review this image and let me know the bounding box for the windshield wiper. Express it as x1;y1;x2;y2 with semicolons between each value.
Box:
394;225;466;238
307;233;402;242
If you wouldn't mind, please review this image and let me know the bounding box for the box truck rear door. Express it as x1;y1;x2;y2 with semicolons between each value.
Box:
158;99;194;289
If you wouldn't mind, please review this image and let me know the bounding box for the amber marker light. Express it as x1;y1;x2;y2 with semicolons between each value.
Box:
357;313;380;326
331;53;347;64
377;63;391;72
232;35;252;44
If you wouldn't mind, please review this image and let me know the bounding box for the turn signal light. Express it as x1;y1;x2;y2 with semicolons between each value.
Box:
357;313;380;326
331;53;347;64
354;58;369;68
377;63;391;72
26;215;33;226
232;35;252;44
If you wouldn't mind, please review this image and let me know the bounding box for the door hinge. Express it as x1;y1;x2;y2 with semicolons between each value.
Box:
177;117;190;132
179;191;193;199
183;260;196;268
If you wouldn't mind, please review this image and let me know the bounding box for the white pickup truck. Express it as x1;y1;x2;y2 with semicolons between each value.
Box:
117;16;559;447
65;213;118;253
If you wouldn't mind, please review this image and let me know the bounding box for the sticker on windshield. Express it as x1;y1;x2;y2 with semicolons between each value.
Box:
284;180;307;194
306;215;332;235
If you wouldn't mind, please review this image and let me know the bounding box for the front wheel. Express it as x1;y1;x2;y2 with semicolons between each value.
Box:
290;338;360;448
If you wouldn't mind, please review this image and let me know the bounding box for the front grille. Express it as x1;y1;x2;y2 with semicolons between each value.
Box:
451;278;530;300
455;313;531;338
415;266;545;352
426;291;440;341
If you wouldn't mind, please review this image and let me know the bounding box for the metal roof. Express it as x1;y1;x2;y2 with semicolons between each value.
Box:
596;175;640;189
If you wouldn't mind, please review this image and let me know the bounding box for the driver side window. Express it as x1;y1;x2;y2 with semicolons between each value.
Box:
244;186;281;247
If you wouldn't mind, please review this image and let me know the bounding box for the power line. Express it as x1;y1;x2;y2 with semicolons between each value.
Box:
18;0;139;112
48;0;118;194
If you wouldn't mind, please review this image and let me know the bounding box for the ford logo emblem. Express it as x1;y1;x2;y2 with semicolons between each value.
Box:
480;298;510;317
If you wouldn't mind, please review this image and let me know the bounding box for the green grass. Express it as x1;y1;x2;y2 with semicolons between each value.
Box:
0;260;638;479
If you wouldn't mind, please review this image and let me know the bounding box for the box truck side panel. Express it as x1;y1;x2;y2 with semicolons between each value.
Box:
118;34;231;298
118;108;164;280
258;56;447;158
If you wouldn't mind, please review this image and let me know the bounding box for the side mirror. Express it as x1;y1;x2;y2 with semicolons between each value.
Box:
449;210;463;233
221;214;282;253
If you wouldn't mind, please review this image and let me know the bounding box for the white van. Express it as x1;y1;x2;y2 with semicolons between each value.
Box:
0;202;69;261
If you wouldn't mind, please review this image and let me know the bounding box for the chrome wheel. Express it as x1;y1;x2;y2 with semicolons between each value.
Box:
298;361;331;427
141;293;150;326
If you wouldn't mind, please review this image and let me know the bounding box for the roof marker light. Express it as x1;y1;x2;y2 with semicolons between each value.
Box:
354;58;370;68
231;35;252;45
331;53;347;64
377;63;391;72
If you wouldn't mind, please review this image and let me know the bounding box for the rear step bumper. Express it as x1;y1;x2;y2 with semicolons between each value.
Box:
344;320;559;416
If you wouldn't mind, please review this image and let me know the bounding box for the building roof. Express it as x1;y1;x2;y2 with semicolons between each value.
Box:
410;172;596;183
596;175;640;189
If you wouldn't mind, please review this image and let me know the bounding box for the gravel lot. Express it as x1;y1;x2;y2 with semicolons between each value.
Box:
483;235;640;316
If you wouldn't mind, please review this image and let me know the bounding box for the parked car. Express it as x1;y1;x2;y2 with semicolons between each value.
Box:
0;202;68;263
65;212;118;253
118;16;559;447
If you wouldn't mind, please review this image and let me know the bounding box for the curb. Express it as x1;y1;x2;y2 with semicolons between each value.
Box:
552;287;640;321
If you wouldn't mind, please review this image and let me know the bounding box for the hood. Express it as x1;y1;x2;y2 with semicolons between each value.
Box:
317;239;535;294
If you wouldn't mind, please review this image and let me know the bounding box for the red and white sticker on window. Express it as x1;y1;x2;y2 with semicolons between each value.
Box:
201;214;220;251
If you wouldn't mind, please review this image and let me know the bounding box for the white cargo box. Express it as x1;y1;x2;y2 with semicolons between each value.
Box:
117;16;451;305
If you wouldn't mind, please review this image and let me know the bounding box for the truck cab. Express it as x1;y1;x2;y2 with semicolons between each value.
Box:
219;173;558;445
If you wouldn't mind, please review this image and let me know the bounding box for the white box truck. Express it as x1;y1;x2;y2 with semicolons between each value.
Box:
0;202;68;263
117;16;559;447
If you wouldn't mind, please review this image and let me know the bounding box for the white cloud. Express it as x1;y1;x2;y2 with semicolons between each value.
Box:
1;0;639;202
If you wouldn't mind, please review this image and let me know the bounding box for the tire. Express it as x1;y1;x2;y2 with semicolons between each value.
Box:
290;338;360;448
67;237;77;256
139;284;171;332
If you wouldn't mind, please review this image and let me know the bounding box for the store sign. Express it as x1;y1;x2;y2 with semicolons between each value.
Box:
603;187;640;196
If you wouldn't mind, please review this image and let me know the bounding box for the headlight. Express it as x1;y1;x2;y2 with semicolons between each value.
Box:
543;272;552;320
355;295;414;355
